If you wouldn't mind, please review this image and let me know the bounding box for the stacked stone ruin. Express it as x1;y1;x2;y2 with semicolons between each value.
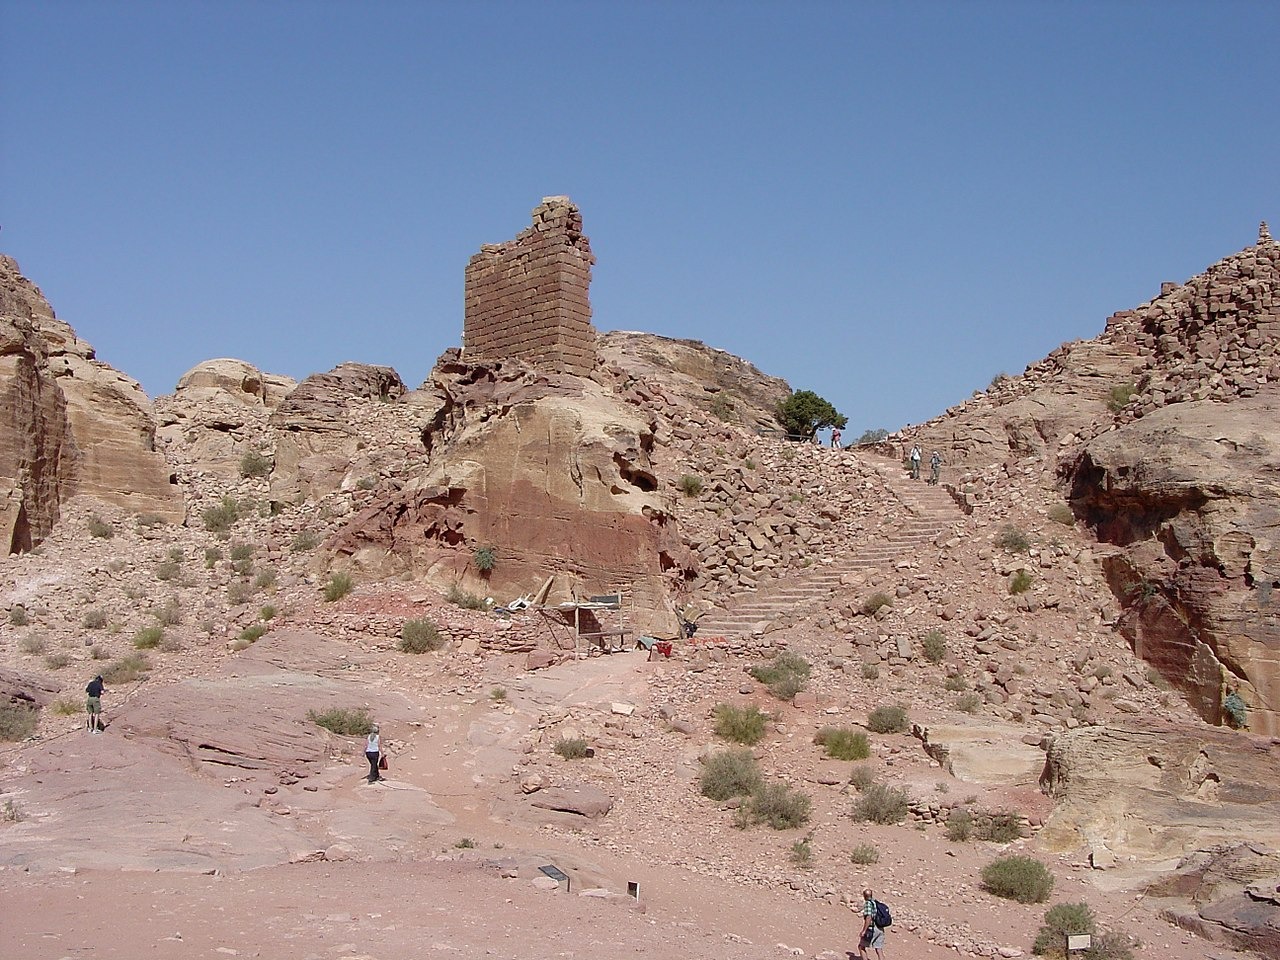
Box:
1106;221;1280;418
462;196;598;376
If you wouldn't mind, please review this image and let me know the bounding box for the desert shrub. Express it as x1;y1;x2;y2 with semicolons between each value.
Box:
0;704;39;741
51;697;82;716
1047;502;1075;526
158;635;182;653
229;542;254;571
201;496;241;534
849;843;880;865
1106;382;1136;413
848;764;877;791
355;476;376;491
101;652;150;683
135;513;165;531
750;651;811;701
742;782;811;830
980;812;1024;843
239;624;267;644
204;546;223;568
88;516;115;539
307;706;372;736
1009;570;1034;594
228;637;253;652
323;572;354;602
946;808;974;841
789;837;814;868
867;703;908;734
260;604;278;622
677;474;703;497
489;687;507;702
814;726;870;761
152;600;182;626
446;584;487;610
290;531;319;553
981;854;1054;903
45;652;71;670
19;634;46;655
9;606;29;626
553;737;590;760
997;525;1030;553
473;546;496;573
1223;692;1248;729
1032;903;1097;957
861;592;892;615
854;428;889;444
921;629;947;664
709;393;735;422
860;661;880;680
399;618;444;654
699;748;762;801
253;569;277;591
713;703;767;745
944;674;969;692
90;644;107;660
852;783;910;824
990;372;1010;389
227;582;254;605
1082;931;1136;960
133;626;164;649
239;450;272;478
956;692;982;714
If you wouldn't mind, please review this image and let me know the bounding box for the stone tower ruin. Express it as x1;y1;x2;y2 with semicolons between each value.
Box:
462;196;597;376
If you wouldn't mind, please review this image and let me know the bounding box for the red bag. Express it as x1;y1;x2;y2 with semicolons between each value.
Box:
378;755;388;771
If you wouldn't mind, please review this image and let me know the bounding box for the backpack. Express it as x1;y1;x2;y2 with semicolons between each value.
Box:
874;900;892;928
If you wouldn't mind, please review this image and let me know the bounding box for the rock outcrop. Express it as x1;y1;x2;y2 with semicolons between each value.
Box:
597;330;790;433
0;255;182;552
332;357;689;638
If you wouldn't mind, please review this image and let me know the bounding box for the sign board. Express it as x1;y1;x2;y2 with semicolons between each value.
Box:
1066;934;1093;951
626;881;640;900
538;864;570;892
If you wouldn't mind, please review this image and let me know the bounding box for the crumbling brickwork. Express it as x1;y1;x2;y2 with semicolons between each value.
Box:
463;196;598;376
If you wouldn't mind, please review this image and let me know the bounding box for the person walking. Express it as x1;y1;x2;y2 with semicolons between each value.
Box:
929;449;942;485
858;888;887;960
909;444;922;480
364;724;383;783
831;427;842;449
85;674;105;732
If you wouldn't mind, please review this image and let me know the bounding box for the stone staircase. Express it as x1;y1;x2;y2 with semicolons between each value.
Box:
694;453;962;636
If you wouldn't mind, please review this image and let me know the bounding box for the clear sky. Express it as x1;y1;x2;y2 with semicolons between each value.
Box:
3;1;1278;435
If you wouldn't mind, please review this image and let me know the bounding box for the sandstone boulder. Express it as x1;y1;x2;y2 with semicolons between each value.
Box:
527;783;614;818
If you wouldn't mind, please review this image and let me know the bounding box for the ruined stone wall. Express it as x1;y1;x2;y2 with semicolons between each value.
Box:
463;196;597;376
1105;222;1280;416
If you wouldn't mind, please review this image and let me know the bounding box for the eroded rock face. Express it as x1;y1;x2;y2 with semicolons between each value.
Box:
1069;393;1280;734
332;358;689;638
597;331;791;433
269;362;406;504
0;255;182;551
156;359;296;478
1042;723;1280;953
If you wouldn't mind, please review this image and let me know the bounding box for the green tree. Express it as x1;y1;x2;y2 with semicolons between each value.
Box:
776;390;847;440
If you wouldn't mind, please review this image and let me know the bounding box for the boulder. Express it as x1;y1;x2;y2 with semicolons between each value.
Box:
527;783;614;818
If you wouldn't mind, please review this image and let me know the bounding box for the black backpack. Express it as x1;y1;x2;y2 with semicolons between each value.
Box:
874;900;892;928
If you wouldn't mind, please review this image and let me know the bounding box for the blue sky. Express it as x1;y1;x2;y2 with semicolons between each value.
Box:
3;1;1278;435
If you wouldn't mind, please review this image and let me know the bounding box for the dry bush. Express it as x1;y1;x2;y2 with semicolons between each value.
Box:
921;630;947;663
88;516;114;539
861;592;892;615
849;843;880;865
713;703;767;745
307;707;372;736
740;782;811;830
0;704;39;741
83;610;108;630
699;748;762;801
399;619;445;654
100;652;150;683
867;703;908;733
553;737;590;760
852;783;909;824
814;726;870;761
981;854;1054;903
848;764;877;791
133;626;163;649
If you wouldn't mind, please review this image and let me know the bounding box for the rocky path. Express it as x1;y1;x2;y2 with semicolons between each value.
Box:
696;451;962;636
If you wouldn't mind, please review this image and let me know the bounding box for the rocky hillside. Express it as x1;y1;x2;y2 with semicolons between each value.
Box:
905;224;1280;736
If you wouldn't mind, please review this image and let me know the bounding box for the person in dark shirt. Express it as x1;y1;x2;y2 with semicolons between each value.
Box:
85;675;105;732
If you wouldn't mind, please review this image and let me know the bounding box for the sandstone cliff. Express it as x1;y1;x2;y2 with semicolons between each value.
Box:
0;255;181;552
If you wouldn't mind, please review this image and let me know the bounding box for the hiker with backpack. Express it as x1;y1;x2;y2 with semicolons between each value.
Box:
858;888;891;960
85;674;105;732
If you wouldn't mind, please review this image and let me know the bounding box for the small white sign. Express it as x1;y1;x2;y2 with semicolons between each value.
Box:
1067;934;1093;951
